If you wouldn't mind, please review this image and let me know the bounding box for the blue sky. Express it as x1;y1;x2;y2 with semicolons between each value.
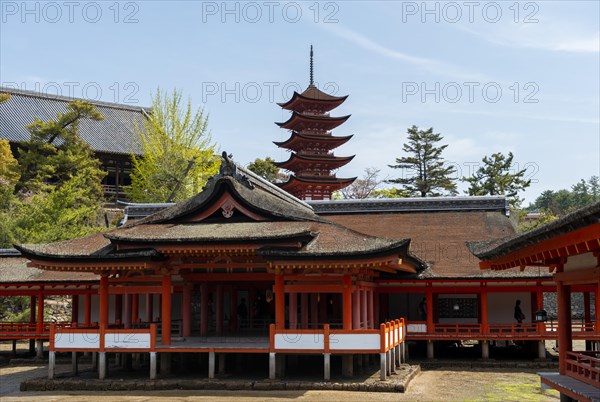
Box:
1;1;599;203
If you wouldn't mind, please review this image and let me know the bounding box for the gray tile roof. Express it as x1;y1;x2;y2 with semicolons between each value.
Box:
0;87;149;156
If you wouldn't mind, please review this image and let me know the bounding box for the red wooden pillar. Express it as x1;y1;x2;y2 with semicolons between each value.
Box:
361;289;368;329
123;295;131;328
289;292;297;329
216;284;224;335
71;295;79;324
557;281;572;374
30;296;36;326
319;293;327;324
146;294;153;322
342;275;352;330
368;288;374;329
583;292;591;327
310;293;318;329
374;290;380;327
301;293;309;329
132;294;139;324
99;276;109;327
249;288;256;329
352;289;360;329
161;274;172;345
275;274;285;329
36;289;44;333
229;287;238;332
200;283;209;336
536;287;544;332
182;285;192;337
426;290;434;333
84;292;91;326
480;290;488;334
115;295;123;325
596;282;600;336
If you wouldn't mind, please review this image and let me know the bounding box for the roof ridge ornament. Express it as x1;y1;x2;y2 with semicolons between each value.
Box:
219;151;254;189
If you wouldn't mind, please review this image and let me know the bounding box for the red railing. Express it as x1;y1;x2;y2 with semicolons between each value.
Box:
0;322;74;339
565;351;600;388
406;321;599;340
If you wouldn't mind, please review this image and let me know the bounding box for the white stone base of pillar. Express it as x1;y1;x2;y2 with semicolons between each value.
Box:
149;352;157;380
427;341;435;359
208;351;215;379
269;352;276;380
72;351;78;375
323;353;331;381
98;352;106;379
48;351;55;379
379;352;386;381
538;340;547;359
481;341;490;359
36;339;43;359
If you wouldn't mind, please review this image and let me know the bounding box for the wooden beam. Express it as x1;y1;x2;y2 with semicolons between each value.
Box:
554;267;600;285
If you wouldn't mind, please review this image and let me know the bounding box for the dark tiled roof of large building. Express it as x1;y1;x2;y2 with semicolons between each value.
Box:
468;200;600;261
0;87;149;156
319;206;516;278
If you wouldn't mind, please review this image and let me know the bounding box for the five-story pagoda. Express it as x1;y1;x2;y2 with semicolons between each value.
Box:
274;46;356;200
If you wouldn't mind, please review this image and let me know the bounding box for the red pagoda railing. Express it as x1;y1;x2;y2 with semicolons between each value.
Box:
565;351;600;388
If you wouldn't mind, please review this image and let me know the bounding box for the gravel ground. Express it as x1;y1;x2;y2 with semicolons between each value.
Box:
0;363;561;401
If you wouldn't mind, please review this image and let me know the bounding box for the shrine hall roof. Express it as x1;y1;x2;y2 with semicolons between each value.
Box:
468;200;600;261
15;154;426;269
0;87;148;156
0;251;98;283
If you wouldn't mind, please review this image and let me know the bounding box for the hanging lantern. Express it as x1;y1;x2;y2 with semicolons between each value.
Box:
265;289;273;303
534;309;548;322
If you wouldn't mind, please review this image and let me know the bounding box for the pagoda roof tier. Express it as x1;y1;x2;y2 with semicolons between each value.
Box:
274;132;353;152
275;154;355;172
277;85;348;112
278;175;357;193
17;153;425;273
276;112;350;132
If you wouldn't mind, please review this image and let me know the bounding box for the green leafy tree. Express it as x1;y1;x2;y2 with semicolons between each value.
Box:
127;89;219;203
0;140;20;247
371;187;412;199
463;152;531;207
1;101;106;246
388;125;457;197
247;157;288;183
529;176;600;216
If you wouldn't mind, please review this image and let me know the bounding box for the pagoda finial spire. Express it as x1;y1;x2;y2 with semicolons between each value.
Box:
309;45;314;86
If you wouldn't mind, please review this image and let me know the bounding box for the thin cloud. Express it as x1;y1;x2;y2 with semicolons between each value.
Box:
456;22;599;54
321;23;489;81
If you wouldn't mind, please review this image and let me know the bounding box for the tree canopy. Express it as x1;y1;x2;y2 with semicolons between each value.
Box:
463;152;531;207
388;125;457;197
127;89;219;203
247;157;288;183
0;101;106;247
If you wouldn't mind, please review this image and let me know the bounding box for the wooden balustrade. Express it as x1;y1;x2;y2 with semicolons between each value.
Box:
565;351;600;388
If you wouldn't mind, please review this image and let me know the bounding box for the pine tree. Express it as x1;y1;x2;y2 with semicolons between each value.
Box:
127;89;219;203
7;101;107;244
463;152;530;207
388;125;457;197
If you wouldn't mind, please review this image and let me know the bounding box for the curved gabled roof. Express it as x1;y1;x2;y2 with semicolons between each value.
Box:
15;154;426;273
276;112;350;131
277;85;348;112
275;153;355;171
274;132;353;151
